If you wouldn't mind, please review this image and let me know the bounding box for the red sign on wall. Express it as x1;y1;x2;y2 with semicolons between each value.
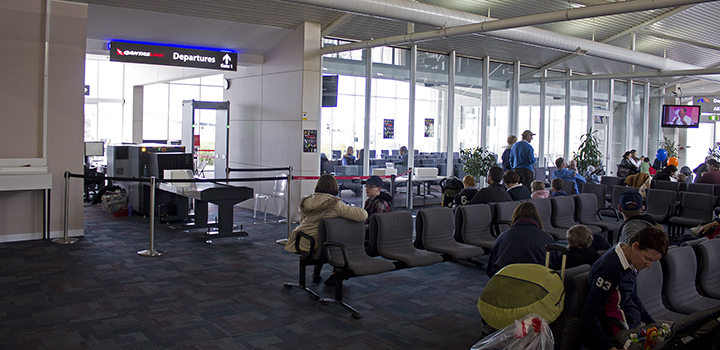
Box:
194;135;200;147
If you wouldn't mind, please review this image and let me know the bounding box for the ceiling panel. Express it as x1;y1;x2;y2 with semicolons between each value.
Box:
70;0;720;93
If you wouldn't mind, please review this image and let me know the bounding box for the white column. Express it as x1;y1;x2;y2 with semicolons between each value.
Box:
564;69;572;160
446;51;456;178
408;45;417;209
539;70;547;167
481;57;489;150
363;48;372;204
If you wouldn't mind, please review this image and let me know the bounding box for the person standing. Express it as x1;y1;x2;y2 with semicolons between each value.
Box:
501;135;517;172
397;146;409;166
509;130;537;190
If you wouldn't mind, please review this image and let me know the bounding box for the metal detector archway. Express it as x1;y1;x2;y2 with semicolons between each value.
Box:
181;100;230;179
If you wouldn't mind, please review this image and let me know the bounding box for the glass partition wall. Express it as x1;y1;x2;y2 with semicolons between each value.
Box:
319;44;670;182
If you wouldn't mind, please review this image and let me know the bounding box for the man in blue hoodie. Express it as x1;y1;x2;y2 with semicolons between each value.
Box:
552;157;586;194
509;130;537;190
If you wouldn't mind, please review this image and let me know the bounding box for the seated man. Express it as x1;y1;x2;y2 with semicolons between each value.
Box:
362;175;392;224
504;170;531;201
581;227;669;350
468;166;512;205
552;157;586;194
697;158;720;184
617;191;661;243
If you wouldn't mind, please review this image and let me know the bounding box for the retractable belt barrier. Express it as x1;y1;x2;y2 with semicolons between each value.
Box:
291;169;411;211
61;166;294;255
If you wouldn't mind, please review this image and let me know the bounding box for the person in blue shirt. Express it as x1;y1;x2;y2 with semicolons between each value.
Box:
581;227;669;350
341;146;356;165
552;157;586;194
509;130;537;190
550;178;567;197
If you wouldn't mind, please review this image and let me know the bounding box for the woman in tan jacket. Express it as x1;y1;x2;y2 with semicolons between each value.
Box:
285;174;367;283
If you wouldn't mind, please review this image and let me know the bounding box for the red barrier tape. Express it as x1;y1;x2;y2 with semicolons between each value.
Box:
293;169;411;181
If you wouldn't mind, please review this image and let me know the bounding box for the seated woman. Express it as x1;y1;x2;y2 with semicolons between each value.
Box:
625;172;650;198
503;170;531;201
618;151;639;178
486;202;555;277
654;164;677;182
284;174;367;284
565;225;601;269
341;146;356;166
454;175;479;206
691;218;720;239
530;180;549;199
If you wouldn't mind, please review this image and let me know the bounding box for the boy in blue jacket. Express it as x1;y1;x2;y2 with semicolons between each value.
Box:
581;227;669;350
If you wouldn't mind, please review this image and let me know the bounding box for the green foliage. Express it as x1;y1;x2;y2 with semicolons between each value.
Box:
661;136;680;159
460;147;498;179
572;128;603;173
708;147;720;159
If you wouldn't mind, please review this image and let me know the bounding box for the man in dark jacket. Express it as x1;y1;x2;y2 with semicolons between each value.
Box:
468;166;512;204
362;175;392;224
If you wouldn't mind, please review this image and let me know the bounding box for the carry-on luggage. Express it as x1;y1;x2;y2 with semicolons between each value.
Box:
478;245;569;330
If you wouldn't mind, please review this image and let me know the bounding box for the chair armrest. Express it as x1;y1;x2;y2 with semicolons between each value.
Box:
295;232;315;258
491;220;510;238
323;241;350;269
597;208;621;221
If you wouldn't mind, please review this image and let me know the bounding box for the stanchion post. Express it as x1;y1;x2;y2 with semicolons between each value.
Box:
138;176;166;257
53;171;78;244
390;174;396;211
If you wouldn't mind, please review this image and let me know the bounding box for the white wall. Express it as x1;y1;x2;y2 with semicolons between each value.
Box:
0;0;87;241
225;22;321;221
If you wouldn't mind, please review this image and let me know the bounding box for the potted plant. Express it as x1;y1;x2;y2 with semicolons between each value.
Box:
460;146;498;181
661;136;680;159
572;128;603;173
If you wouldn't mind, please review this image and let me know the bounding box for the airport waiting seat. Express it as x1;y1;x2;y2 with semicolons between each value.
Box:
697;238;720;300
636;258;686;324
372;212;443;268
549;267;591;350
662;246;720;314
492;201;520;236
534;167;546;182
644;188;678;224
415;207;484;261
609;185;638;213
581;182;620;219
687;183;715;195
454;204;497;251
528;198;569;241
562;180;577;195
550;196;602;234
283;229;327;301
320;217;396;319
668;192;715;238
573;194;623;244
253;174;287;221
654;180;681;193
600;175;623;188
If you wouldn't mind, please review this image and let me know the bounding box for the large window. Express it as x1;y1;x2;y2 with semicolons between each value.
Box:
568;79;588;158
487;62;512;157
84;55;124;144
544;72;566;166
455;57;483;151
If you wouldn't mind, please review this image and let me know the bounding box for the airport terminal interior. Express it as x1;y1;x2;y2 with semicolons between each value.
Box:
2;0;720;348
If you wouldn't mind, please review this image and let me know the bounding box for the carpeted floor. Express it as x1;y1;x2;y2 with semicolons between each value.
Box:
0;203;490;350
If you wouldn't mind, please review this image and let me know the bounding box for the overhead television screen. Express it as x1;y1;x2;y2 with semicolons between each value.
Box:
661;105;700;128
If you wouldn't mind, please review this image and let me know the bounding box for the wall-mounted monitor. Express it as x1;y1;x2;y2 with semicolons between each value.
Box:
661;105;700;128
84;141;105;157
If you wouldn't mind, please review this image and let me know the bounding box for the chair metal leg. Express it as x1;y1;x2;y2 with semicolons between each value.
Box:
284;257;320;301
263;197;269;222
253;195;259;219
319;270;362;319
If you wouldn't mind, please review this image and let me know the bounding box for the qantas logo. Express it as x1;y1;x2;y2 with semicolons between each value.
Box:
116;48;163;57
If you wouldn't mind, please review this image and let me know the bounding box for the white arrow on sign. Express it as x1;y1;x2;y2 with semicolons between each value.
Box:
223;54;231;64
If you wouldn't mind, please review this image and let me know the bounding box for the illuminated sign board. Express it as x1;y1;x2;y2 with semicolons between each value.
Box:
695;97;720;113
109;41;237;71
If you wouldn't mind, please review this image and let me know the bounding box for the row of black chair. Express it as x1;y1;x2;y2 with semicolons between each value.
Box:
285;209;485;318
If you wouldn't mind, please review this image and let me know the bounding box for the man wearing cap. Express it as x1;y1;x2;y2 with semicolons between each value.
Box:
362;175;393;224
617;190;661;243
509;130;537;190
